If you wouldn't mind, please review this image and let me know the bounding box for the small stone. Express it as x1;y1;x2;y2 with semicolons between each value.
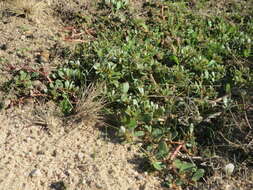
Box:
3;99;11;108
224;163;235;176
37;50;50;63
36;151;45;155
133;171;139;176
95;183;103;189
76;152;84;160
27;152;32;157
25;31;34;39
108;169;114;175
29;169;42;177
52;150;57;157
64;170;71;177
77;165;85;171
81;179;86;185
50;181;66;190
135;175;145;181
0;44;7;50
119;126;126;134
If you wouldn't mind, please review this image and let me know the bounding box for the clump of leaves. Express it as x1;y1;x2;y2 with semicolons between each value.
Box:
103;0;129;11
6;70;40;96
173;159;205;184
70;0;252;186
48;64;84;115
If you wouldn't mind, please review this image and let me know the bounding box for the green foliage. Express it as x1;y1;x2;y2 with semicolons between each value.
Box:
173;159;205;183
70;0;251;186
48;66;84;115
7;70;40;96
103;0;129;11
49;67;81;99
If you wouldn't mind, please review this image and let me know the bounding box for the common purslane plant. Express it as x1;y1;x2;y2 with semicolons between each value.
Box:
6;0;252;187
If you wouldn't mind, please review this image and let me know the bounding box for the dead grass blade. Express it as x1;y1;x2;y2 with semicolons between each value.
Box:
67;83;105;129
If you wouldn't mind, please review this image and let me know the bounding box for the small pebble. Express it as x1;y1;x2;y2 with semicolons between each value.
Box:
81;179;86;185
29;169;42;177
64;170;71;177
96;183;103;189
52;150;57;157
224;163;235;176
77;152;84;160
37;50;50;63
36;151;45;155
3;99;11;108
135;175;145;181
0;44;7;50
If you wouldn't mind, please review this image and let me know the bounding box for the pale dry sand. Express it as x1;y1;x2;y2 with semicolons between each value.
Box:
0;104;162;190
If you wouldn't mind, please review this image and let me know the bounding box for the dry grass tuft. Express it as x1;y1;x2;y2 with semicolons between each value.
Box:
30;105;63;134
2;0;47;19
67;83;105;129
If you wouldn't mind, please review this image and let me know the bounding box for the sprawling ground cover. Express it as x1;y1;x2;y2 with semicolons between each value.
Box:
4;0;252;188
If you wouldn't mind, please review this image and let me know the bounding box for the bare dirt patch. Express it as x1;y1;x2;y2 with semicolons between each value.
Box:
0;103;162;190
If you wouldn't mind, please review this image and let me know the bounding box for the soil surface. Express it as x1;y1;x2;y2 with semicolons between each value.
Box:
0;103;162;190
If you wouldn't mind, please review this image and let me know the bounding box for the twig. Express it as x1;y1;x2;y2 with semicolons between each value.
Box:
245;111;252;129
170;143;183;160
229;109;242;131
218;132;242;149
247;137;253;148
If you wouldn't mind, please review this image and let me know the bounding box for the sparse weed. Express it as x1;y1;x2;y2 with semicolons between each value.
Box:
66;83;105;127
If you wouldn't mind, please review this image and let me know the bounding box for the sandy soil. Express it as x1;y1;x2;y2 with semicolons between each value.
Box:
0;103;162;190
